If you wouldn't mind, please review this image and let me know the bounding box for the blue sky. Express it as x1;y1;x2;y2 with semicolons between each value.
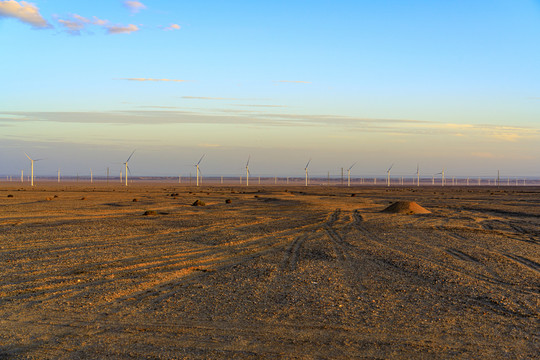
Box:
1;0;539;178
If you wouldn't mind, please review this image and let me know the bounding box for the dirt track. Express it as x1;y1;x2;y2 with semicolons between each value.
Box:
0;184;538;358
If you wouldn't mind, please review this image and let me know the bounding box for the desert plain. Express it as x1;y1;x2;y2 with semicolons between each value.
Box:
0;183;538;359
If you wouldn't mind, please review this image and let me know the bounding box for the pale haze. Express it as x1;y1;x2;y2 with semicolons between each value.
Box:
1;0;539;178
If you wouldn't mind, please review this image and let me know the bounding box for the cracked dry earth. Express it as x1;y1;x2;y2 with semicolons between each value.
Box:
0;184;538;359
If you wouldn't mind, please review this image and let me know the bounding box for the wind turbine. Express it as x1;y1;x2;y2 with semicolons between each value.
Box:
435;168;445;186
304;158;311;187
245;156;250;187
124;150;135;186
195;154;205;187
416;164;420;187
347;162;356;187
386;163;394;187
24;152;43;187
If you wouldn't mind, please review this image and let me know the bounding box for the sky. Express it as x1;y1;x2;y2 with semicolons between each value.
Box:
1;0;539;178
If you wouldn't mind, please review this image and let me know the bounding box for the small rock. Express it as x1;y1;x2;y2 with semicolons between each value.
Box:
143;210;157;216
7;194;13;198
225;199;232;204
132;198;138;202
192;200;205;206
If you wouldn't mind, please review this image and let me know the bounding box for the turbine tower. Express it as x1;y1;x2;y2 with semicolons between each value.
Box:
416;164;420;187
386;163;394;187
347;162;356;187
24;152;42;187
124;150;135;186
435;168;445;186
195;154;205;187
245;156;250;187
304;158;311;187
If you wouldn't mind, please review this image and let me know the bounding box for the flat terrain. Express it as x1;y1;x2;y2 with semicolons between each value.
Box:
0;183;538;359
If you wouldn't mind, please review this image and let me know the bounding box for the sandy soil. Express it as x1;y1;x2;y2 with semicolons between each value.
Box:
0;183;538;359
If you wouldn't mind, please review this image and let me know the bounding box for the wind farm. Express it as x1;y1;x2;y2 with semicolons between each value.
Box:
1;0;539;358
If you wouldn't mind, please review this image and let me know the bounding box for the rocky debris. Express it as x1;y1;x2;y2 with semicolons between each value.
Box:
143;210;157;216
192;200;206;206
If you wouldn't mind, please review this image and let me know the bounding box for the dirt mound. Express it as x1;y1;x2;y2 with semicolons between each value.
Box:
382;201;431;214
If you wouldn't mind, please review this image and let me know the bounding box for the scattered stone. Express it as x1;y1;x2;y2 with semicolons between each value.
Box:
46;197;53;201
54;195;58;198
7;194;13;198
81;197;86;200
351;193;356;197
192;200;206;206
132;198;138;202
225;199;232;204
382;201;431;215
143;210;157;216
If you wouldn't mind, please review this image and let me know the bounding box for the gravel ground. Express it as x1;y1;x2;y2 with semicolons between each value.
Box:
0;184;538;359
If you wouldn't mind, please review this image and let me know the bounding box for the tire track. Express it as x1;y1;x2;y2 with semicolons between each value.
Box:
503;254;540;275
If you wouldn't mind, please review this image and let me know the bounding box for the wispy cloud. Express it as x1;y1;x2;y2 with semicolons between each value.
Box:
235;104;287;108
274;80;312;84
106;23;139;34
164;23;180;31
198;143;221;148
123;1;146;14
119;78;191;82
182;96;239;100
2;111;538;144
0;0;52;29
55;13;142;35
471;152;495;158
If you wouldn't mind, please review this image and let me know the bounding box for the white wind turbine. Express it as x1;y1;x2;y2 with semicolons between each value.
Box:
123;150;135;186
195;154;205;187
416;164;420;187
435;168;445;186
386;163;394;187
245;156;251;187
304;158;311;187
347;162;356;187
24;152;43;187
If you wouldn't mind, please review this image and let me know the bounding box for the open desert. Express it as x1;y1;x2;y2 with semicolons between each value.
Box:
0;183;538;359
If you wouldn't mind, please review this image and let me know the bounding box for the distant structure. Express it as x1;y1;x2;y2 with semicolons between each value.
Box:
245;156;251;187
195;154;205;187
124;150;135;186
304;159;311;187
347;162;356;187
386;163;394;187
24;152;42;187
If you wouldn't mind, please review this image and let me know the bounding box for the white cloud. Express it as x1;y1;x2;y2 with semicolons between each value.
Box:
119;78;191;82
164;23;180;31
56;14;113;35
106;23;139;34
274;80;312;84
123;1;146;14
0;0;51;29
182;96;239;100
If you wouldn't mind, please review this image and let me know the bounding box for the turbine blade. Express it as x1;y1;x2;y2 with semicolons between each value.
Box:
305;158;311;169
197;154;205;165
126;150;136;163
127;166;132;175
24;152;33;161
349;162;357;171
246;155;250;167
387;163;394;172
